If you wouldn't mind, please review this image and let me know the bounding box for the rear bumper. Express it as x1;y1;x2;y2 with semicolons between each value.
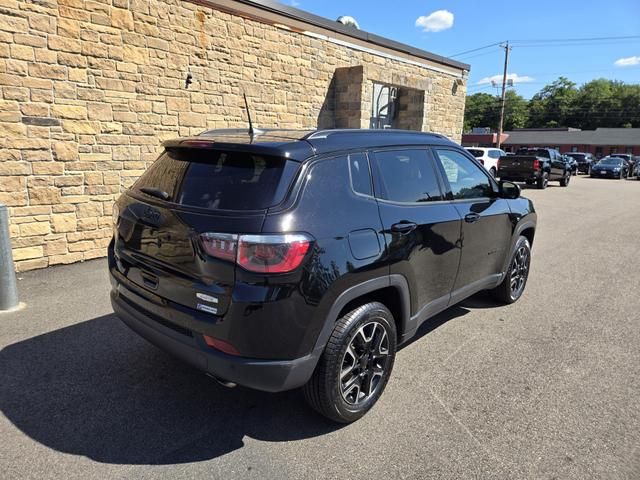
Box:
498;170;541;182
111;287;320;392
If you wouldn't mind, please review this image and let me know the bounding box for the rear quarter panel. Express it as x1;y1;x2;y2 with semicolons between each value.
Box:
257;154;389;357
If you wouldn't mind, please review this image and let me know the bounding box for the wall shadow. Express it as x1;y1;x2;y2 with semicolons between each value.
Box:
316;75;336;129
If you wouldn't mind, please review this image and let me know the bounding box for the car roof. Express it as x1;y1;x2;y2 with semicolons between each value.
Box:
162;128;459;161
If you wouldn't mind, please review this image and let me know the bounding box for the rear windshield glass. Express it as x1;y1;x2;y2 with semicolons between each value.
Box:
516;148;551;158
467;149;484;158
132;149;297;210
566;153;585;160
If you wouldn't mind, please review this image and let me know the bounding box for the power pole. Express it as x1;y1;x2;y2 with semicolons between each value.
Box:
496;41;511;149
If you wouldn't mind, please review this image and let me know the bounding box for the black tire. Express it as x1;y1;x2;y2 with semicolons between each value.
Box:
490;236;531;304
536;172;549;189
560;171;570;187
303;302;397;423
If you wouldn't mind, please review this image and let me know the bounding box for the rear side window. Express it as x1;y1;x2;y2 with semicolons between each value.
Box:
348;152;372;196
372;149;443;203
133;149;297;210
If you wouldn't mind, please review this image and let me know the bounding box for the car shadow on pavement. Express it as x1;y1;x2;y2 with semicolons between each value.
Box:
0;314;338;465
459;290;505;309
1;305;473;465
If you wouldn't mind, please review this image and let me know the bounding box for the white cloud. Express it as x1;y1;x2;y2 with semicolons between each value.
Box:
614;56;640;67
477;73;535;85
415;10;454;33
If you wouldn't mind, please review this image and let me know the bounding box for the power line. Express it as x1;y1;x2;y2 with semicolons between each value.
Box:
512;40;640;49
510;35;640;44
450;35;640;59
456;49;502;61
449;41;504;58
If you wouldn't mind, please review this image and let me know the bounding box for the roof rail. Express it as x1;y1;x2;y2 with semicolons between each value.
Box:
198;128;315;137
304;129;446;140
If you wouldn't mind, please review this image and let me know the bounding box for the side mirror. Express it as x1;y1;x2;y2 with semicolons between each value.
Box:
500;180;521;199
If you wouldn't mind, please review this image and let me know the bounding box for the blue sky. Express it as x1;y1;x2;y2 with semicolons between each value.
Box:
281;0;640;98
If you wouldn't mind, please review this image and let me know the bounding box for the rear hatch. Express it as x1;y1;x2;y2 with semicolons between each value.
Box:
113;146;299;317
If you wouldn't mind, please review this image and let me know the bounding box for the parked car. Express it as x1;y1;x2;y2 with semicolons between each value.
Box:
464;147;505;178
498;148;571;189
610;154;635;177
109;128;537;423
565;152;595;174
634;157;640;180
590;156;630;179
563;154;578;175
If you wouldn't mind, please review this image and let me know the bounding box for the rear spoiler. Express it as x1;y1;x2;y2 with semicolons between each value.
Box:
161;137;312;161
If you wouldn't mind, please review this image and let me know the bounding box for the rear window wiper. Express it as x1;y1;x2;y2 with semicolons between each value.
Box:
139;187;169;201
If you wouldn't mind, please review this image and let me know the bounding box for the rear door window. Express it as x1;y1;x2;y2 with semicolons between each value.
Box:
372;149;443;203
133;149;297;211
434;149;494;200
467;149;484;158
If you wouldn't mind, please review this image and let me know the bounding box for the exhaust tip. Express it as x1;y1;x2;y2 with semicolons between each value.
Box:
206;373;237;388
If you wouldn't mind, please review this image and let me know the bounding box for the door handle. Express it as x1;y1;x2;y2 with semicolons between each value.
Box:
391;222;417;234
464;213;480;224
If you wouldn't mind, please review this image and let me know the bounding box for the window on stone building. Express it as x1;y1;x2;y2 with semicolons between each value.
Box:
370;83;425;131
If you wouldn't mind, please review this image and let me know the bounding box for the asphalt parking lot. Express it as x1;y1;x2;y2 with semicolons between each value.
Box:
1;175;639;480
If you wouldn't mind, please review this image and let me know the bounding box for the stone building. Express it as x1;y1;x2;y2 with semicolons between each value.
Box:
0;0;469;272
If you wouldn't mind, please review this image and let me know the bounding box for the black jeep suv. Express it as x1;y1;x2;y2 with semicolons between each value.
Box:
109;129;537;423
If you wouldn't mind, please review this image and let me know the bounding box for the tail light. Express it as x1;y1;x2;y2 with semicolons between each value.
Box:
533;159;540;170
199;232;237;262
199;232;312;273
479;159;485;166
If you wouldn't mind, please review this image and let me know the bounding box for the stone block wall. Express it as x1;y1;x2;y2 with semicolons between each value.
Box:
0;0;467;272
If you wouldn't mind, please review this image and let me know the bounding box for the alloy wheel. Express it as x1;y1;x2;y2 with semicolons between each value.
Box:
340;321;390;405
509;245;530;299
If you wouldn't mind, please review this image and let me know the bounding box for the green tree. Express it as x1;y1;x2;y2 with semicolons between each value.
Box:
463;92;500;131
502;90;529;130
572;79;640;129
463;91;529;132
527;77;578;127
